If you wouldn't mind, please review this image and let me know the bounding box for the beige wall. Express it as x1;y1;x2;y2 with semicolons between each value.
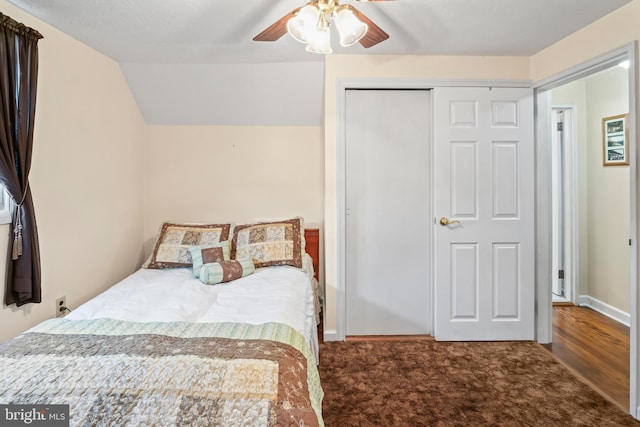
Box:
323;0;640;334
585;68;630;311
0;1;146;341
551;68;630;312
531;0;640;314
322;55;531;336
531;0;640;82
144;126;324;255
4;0;640;343
0;5;325;342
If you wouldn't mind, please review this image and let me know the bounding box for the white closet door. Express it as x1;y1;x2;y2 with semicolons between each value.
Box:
433;87;535;341
345;89;432;336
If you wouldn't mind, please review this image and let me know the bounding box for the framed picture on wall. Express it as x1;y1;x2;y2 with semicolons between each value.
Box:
602;114;629;166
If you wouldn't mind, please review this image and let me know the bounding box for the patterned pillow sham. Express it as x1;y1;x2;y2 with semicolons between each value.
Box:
189;241;231;279
147;222;232;269
231;217;305;269
199;259;255;285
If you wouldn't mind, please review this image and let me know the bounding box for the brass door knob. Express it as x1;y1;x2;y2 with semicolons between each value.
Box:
440;217;461;226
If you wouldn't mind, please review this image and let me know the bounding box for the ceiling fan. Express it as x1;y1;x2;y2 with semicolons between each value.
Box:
253;0;393;54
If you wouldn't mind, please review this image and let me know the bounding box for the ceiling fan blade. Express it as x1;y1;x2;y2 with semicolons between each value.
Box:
253;7;300;42
353;9;390;48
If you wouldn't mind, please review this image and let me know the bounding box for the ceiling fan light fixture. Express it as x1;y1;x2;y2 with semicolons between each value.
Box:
306;28;333;54
287;4;321;43
254;0;389;50
334;5;368;47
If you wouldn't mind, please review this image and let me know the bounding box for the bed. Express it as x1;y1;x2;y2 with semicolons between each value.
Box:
0;218;324;426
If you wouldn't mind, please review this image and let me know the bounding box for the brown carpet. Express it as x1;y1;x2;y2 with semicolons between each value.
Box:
319;340;640;426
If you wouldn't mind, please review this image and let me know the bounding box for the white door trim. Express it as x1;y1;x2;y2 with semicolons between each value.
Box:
551;106;578;304
532;41;639;418
335;78;532;341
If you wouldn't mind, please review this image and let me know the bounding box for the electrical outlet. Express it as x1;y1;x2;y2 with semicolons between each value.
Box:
55;296;66;318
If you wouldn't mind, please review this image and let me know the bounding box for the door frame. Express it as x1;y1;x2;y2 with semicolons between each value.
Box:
532;42;639;417
551;106;578;304
334;78;532;341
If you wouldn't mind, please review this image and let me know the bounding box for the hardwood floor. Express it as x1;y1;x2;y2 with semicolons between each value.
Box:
542;305;630;412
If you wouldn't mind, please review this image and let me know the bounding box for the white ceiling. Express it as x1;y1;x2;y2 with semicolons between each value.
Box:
6;0;633;125
6;0;633;63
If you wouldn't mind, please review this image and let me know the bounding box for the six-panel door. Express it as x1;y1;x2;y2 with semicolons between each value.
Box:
434;87;535;341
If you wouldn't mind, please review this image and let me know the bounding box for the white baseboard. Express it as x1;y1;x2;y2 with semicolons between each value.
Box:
323;330;340;342
577;295;630;327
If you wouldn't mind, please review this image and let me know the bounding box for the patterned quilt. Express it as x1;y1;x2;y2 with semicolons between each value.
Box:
0;319;324;426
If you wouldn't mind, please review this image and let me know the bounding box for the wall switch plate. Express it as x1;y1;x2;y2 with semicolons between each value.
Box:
55;296;66;318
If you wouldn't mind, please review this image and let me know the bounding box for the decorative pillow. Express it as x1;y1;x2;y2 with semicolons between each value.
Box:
231;217;305;268
199;259;255;285
189;241;231;279
147;222;232;269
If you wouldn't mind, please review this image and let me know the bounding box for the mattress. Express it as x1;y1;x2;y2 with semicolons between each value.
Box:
66;254;320;362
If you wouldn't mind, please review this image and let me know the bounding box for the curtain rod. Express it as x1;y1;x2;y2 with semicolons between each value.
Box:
0;12;43;40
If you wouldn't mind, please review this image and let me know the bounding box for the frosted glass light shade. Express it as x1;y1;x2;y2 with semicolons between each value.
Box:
334;7;368;46
306;29;332;54
287;5;320;43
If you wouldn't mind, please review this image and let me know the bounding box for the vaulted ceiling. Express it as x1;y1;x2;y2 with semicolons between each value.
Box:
6;0;633;125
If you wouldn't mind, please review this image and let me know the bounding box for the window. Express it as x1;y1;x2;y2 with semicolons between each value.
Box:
0;186;12;224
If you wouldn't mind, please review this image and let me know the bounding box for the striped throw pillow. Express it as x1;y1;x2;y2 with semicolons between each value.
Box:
189;241;231;279
199;259;255;285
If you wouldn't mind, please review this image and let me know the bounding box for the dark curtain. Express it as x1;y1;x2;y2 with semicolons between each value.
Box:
0;13;42;306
